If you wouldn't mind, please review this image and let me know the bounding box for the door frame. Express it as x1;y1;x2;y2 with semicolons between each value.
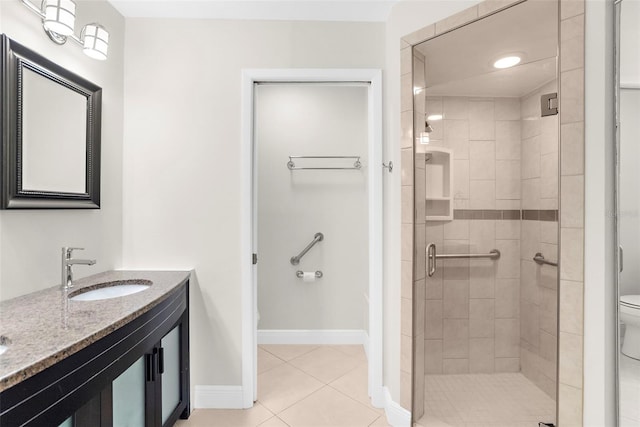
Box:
240;68;384;408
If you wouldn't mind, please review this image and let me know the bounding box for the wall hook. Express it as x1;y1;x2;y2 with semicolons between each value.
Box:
382;161;393;173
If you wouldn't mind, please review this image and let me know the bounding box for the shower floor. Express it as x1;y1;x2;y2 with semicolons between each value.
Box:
416;373;555;427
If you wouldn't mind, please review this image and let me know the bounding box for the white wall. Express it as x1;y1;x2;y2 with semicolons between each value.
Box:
619;88;640;296
584;0;616;425
255;84;369;331
122;19;384;389
619;0;640;297
620;0;640;87
0;0;124;301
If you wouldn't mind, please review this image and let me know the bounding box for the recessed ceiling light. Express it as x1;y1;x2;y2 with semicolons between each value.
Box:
427;114;443;121
493;56;521;69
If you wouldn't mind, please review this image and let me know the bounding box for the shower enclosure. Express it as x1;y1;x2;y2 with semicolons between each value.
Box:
410;1;560;425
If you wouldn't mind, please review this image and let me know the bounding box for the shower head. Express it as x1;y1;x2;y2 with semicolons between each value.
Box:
425;122;434;133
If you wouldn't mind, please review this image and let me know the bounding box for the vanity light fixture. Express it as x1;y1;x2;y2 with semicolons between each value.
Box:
81;23;109;60
493;55;521;69
42;0;75;36
20;0;109;60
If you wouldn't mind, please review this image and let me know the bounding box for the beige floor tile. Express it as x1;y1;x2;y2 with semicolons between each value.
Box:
257;363;324;414
330;365;381;413
414;415;456;427
289;346;362;383
258;416;290;426
260;344;318;361
278;386;380;427
175;402;273;427
370;415;392;426
330;345;367;360
258;347;286;374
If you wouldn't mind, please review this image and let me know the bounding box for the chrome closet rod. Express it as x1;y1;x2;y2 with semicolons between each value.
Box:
435;250;501;260
533;252;557;266
290;232;324;265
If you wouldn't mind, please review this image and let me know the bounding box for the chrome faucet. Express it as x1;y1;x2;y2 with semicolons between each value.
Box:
61;247;96;290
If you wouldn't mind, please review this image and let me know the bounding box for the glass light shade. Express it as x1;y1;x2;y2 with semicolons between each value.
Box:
418;132;430;145
82;24;109;60
493;56;521;69
43;0;76;36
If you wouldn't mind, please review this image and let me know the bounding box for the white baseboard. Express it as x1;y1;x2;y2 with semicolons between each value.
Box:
383;387;411;427
194;372;407;427
194;385;246;409
257;329;368;348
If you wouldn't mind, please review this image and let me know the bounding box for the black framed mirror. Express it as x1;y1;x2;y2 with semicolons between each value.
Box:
1;34;101;209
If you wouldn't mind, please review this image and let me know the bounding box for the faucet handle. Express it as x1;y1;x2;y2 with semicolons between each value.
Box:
62;247;85;257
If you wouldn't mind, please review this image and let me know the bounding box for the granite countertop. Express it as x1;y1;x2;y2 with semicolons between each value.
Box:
0;270;190;392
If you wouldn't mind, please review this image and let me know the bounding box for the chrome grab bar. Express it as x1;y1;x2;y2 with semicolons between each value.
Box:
426;243;500;277
533;252;557;267
427;243;437;277
290;232;324;265
436;250;501;260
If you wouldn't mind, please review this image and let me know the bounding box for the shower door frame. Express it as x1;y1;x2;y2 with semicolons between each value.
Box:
240;69;384;409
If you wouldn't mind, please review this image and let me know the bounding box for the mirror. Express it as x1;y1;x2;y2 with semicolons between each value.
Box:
1;34;101;209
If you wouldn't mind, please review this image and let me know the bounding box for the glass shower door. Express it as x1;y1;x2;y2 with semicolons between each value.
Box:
616;1;640;425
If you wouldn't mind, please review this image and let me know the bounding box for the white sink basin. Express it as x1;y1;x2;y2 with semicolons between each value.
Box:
0;336;11;355
69;279;152;302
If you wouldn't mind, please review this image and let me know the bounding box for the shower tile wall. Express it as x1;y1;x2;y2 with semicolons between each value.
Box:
422;86;558;387
519;81;559;399
422;96;523;375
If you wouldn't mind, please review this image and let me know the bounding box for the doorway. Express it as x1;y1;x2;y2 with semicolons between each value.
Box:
240;69;383;412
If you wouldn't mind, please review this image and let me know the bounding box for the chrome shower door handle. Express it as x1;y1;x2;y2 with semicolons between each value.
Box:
427;243;437;277
620;245;624;273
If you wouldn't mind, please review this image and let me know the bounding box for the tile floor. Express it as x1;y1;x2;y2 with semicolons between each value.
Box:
620;354;640;427
175;345;390;427
416;373;556;427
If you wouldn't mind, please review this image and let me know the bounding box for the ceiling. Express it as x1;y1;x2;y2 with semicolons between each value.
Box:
106;0;397;22
415;0;558;98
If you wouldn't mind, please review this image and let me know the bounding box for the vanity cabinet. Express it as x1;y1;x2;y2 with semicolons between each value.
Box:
0;280;190;427
113;356;146;427
113;321;188;427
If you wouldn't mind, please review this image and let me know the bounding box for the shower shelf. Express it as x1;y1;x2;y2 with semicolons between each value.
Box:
425;147;453;221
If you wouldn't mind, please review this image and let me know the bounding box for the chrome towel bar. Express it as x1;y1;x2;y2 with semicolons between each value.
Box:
427;243;500;277
287;156;362;170
290;232;324;265
533;252;557;267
